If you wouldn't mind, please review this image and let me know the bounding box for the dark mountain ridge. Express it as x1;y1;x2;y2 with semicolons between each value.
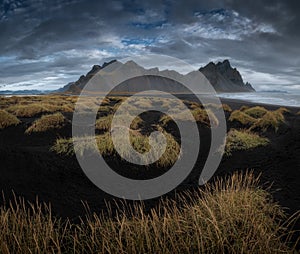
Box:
59;59;255;94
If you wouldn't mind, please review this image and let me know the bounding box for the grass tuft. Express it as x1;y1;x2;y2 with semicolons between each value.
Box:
160;108;218;127
243;106;268;118
225;129;269;156
204;103;232;112
229;110;257;126
51;130;180;167
25;113;66;134
229;107;288;132
0;110;21;129
250;108;286;132
96;114;143;131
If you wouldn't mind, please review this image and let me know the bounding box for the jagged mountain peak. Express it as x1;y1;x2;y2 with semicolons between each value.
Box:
217;59;231;68
123;60;142;67
199;60;255;92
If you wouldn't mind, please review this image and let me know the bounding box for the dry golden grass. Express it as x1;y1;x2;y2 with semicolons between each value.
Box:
187;101;201;109
0;110;21;129
221;103;232;112
95;115;113;131
60;104;74;112
160;108;218;127
250;108;287;132
132;97;153;108
0;95;76;114
97;105;114;115
0;172;299;253
96;114;143;131
230;107;289;132
239;105;250;111
204;103;232;112
243;106;268;118
25;113;66;134
7;103;61;117
225;129;269;156
51;129;180;167
229;110;257;126
277;107;290;114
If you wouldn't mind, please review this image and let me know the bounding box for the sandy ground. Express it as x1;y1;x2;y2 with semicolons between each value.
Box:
0;98;299;228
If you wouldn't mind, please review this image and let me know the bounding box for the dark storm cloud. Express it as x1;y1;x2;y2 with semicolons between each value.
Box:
224;0;300;36
0;0;300;91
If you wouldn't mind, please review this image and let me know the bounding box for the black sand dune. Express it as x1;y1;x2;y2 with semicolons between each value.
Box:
0;98;299;230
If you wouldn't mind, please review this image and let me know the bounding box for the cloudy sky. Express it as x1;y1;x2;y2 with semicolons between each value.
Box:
0;0;300;92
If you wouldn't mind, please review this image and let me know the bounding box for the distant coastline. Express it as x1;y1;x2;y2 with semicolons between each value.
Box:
218;91;300;107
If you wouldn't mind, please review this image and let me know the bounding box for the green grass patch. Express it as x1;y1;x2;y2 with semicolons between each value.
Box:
0;110;21;129
225;129;269;156
25;113;66;134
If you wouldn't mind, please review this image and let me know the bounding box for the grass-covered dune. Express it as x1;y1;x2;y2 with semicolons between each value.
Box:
0;172;299;254
0;95;300;253
229;106;289;132
25;112;66;134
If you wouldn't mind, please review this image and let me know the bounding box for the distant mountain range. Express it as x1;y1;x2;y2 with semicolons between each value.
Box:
59;59;255;94
0;60;255;95
0;89;51;95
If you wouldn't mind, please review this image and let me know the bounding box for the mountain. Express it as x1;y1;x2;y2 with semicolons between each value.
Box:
59;60;117;93
60;59;255;94
199;60;255;92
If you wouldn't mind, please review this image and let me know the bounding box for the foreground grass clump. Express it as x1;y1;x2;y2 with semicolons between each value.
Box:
225;129;269;156
0;110;21;129
25;113;66;134
0;172;299;253
51;130;180;167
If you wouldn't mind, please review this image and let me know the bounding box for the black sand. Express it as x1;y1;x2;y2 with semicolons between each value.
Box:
0;98;299;227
